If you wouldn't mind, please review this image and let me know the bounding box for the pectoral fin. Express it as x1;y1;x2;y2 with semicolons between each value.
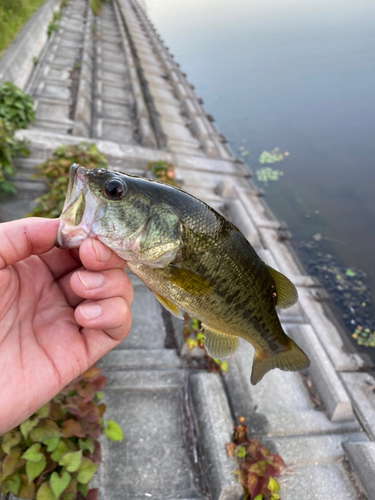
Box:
168;266;214;296
251;338;310;385
267;265;298;309
202;325;238;358
152;291;184;319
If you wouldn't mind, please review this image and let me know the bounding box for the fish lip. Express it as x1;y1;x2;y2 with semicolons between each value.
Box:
62;164;87;211
57;164;91;248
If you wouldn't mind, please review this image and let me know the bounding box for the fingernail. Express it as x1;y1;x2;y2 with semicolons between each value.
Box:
79;303;102;320
92;239;112;262
78;271;104;290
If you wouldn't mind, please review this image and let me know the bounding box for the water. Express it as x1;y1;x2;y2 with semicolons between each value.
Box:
144;0;375;330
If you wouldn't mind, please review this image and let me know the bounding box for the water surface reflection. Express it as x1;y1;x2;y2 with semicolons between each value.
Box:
144;0;375;349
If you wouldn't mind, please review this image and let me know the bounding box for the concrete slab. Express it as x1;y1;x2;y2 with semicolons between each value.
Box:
270;433;368;466
42;65;71;81
95;119;136;143
151;86;179;105
34;99;71;122
115;286;166;350
101;101;133;120
102;59;128;76
99;371;204;499
190;372;238;500
47;53;78;66
101;83;131;101
102;41;123;52
288;324;354;422
35;81;71;100
154;99;185;122
225;339;361;437
280;463;363;500
340;372;375;442
160;118;197;142
344;442;375;499
167;139;204;157
98;349;182;370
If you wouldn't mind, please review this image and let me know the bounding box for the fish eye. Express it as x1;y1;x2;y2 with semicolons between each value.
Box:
104;179;127;199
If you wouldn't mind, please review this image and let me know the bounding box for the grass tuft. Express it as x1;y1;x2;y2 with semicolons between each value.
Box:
0;0;48;55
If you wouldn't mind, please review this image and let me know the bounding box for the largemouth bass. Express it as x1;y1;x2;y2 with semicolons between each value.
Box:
57;164;310;384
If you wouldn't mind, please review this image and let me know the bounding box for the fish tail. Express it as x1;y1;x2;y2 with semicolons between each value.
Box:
250;338;310;385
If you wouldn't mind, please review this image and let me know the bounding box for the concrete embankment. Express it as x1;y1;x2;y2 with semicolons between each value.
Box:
1;0;375;498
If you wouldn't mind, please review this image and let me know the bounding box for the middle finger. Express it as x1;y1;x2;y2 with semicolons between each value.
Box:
58;268;133;308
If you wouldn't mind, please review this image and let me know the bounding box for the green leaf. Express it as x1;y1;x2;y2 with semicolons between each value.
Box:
346;268;356;278
254;496;263;500
237;446;246;458
20;417;40;439
51;441;70;462
1;430;21;454
186;338;198;349
60;477;77;500
26;455;47;483
104;420;123;441
45;437;60;452
22;443;44;463
50;471;71;499
17;476;36;499
77;483;89;497
36;402;51;418
268;477;280;493
59;450;82;472
1;448;23;479
78;438;95;454
191;318;200;330
220;361;229;372
36;483;57;500
5;475;21;495
77;458;98;484
29;420;60;442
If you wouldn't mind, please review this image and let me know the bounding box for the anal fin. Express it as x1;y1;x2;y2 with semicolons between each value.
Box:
203;325;238;359
251;337;310;385
152;291;184;319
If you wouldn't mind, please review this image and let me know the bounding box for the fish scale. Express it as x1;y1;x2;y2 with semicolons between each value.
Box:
58;165;310;384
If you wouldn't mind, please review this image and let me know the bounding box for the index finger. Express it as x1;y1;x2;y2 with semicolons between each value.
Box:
0;218;59;269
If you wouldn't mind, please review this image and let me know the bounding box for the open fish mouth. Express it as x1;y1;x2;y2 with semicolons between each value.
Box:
56;164;104;248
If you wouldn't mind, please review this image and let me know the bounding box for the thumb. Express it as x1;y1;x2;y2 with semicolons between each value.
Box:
0;218;60;269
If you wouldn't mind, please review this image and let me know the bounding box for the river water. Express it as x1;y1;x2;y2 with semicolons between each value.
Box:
143;0;375;352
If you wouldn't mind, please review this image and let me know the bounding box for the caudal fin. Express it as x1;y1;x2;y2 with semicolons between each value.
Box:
251;338;310;385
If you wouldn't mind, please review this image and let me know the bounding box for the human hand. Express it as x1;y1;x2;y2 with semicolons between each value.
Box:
0;217;133;434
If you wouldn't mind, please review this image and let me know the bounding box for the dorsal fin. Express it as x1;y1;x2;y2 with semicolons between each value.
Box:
267;265;298;309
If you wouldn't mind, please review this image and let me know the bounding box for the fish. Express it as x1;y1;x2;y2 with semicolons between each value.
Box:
57;164;310;384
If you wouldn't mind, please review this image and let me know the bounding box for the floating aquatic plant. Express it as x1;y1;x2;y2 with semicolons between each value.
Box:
352;326;375;348
258;148;287;164
256;167;283;183
302;252;375;349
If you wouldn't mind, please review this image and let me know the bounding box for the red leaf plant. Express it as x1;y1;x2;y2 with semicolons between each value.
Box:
226;417;286;500
0;366;120;500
